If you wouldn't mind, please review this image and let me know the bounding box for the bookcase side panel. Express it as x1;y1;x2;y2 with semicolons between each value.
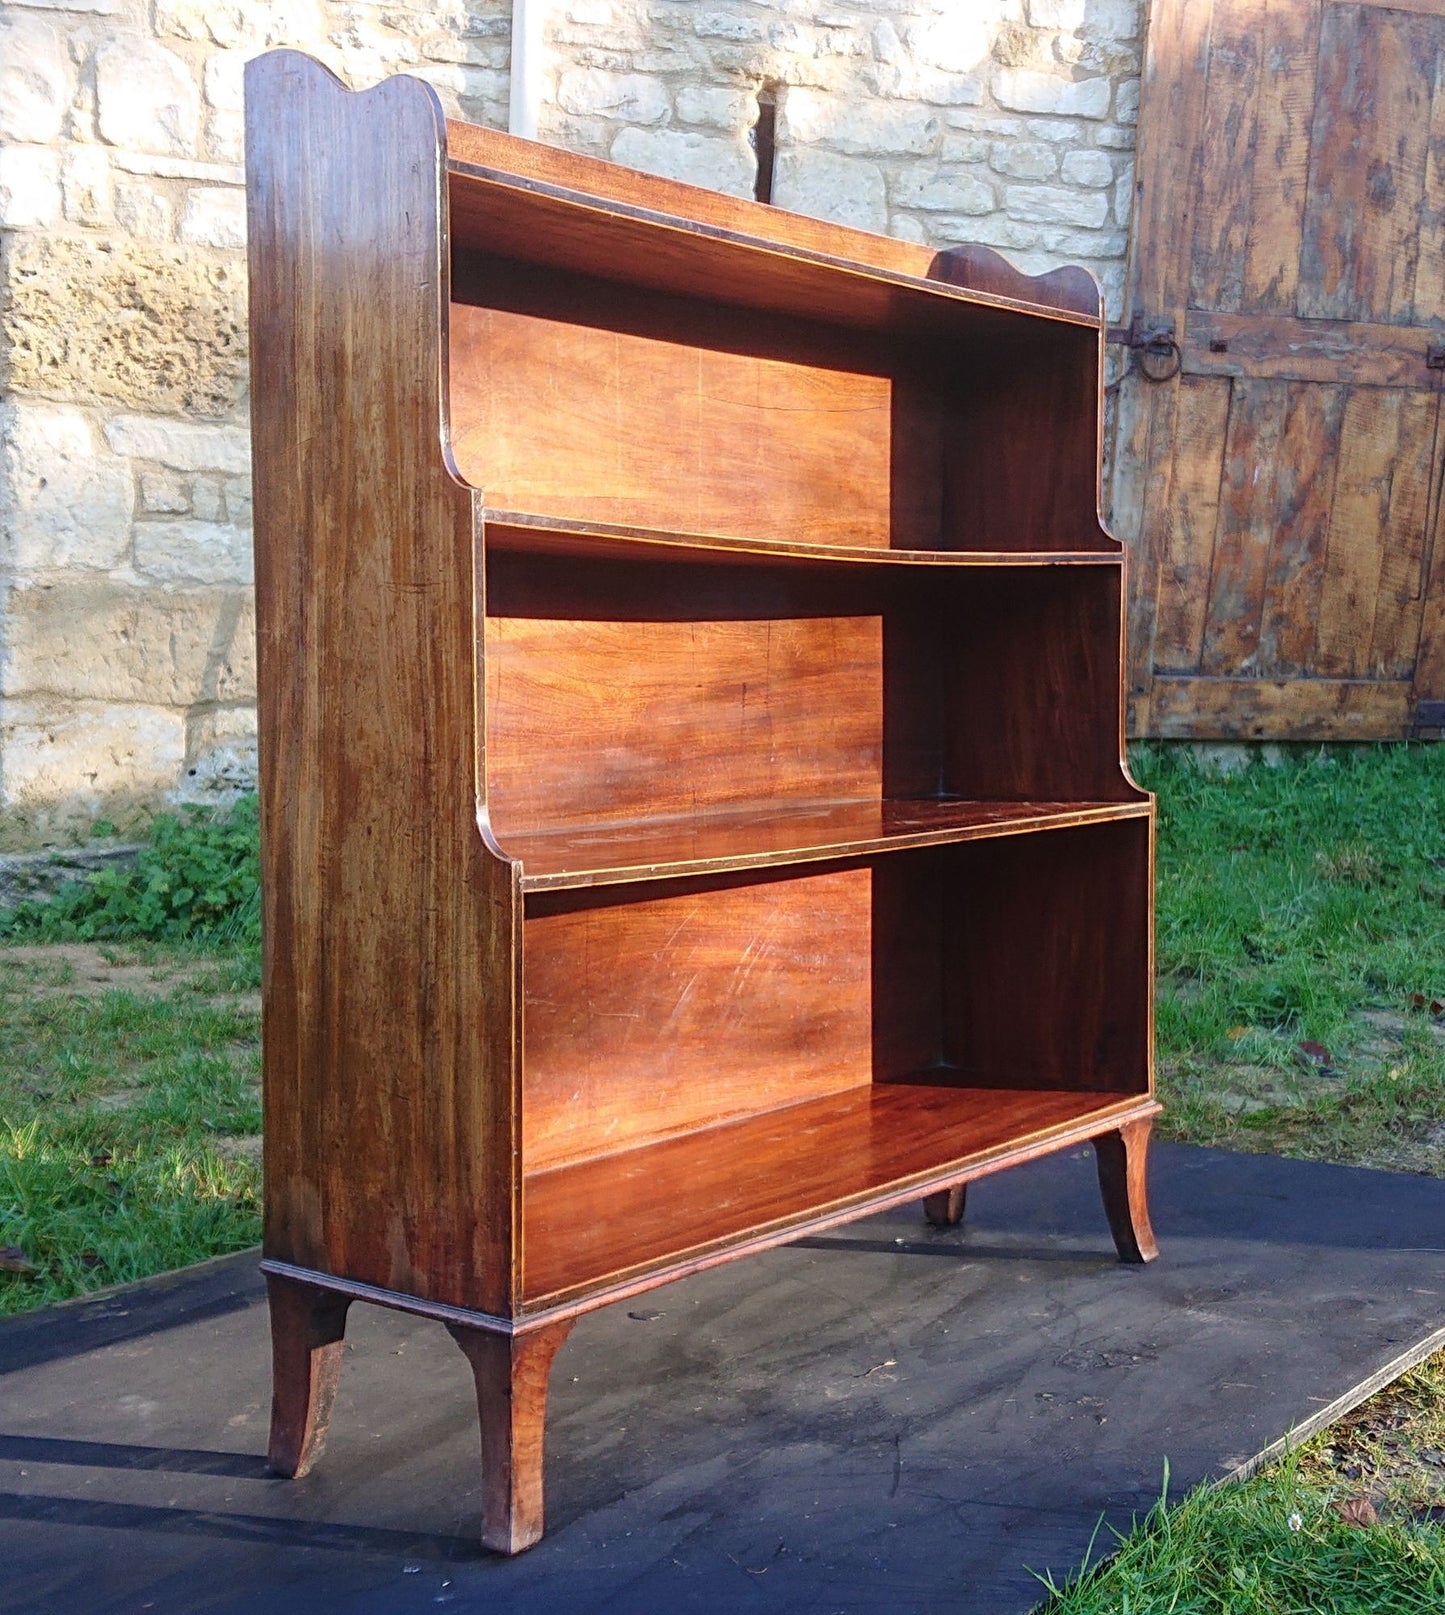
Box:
940;568;1140;803
939;819;1153;1094
246;51;519;1316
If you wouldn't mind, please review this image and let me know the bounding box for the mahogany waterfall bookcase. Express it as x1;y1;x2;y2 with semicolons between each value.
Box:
245;49;1159;1555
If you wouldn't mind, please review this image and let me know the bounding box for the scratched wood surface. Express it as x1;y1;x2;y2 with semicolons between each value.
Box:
1115;0;1445;737
252;49;1156;1557
247;52;519;1318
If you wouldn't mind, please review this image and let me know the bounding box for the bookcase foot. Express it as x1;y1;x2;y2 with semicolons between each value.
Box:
266;1273;352;1478
447;1318;575;1554
1093;1117;1159;1264
922;1185;967;1227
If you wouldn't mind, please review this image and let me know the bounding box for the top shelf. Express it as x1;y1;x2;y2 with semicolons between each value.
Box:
484;510;1122;568
445;141;1103;343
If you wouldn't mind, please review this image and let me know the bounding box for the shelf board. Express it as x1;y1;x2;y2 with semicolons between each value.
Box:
494;798;1150;892
523;1082;1155;1311
446;158;1101;340
484;509;1122;569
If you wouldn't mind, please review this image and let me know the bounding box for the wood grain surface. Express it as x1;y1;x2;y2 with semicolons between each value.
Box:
1114;0;1445;737
523;1085;1156;1309
248;51;519;1316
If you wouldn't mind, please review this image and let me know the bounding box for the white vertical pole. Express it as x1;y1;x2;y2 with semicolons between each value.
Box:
509;0;545;139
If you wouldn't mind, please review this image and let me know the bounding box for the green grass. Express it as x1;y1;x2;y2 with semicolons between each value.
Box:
1034;1454;1445;1614
1138;744;1445;1170
0;949;261;1313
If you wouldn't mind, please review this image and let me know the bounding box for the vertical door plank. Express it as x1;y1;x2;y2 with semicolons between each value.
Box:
1242;0;1321;313
1370;390;1439;678
1416;49;1445;318
1131;0;1217;323
1257;383;1346;675
1314;388;1402;676
1114;373;1165;728
1189;1;1261;314
1413;487;1445;701
1299;6;1371;320
1352;12;1438;325
1151;378;1232;674
1200;380;1288;673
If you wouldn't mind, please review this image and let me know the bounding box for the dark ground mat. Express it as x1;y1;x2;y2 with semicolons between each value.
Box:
4;1142;1445;1614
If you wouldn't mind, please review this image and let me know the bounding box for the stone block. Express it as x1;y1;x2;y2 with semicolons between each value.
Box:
113;176;175;240
0;145;61;227
1;580;255;705
177;707;258;801
206;108;244;164
203;48;247;113
0;698;189;816
675;84;753;129
891;167;993;214
1116;79;1139;124
0;16;72;143
61;144;113;225
140;470;190;514
557;67;671;124
994;68;1110;118
1061;148;1113;187
774;146;887;233
1027;117;1082;144
189;478;224;521
941;132;988;163
693;11;763;41
1005;182;1110;227
133;518;253;586
95;40;201;158
610;126;753;197
180;185;246;248
0;402;134;572
989;140;1057;180
784;89;937;156
1027;0;1086;26
1114;158;1135;224
105;416;250;476
4;236;248;416
905;11;995;74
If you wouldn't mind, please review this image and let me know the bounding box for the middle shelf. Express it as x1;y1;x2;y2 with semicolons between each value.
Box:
496;796;1150;890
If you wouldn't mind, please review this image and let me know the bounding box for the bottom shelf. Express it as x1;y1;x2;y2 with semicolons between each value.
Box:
523;1082;1153;1310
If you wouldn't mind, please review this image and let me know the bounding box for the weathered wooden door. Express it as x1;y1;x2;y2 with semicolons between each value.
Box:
1113;0;1445;739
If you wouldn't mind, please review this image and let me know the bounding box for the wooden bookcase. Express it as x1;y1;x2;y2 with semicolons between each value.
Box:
245;50;1159;1555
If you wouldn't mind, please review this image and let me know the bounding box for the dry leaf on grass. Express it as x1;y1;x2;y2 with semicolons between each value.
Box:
1332;1496;1378;1529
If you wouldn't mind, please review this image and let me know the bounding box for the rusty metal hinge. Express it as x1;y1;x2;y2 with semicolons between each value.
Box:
1105;313;1181;383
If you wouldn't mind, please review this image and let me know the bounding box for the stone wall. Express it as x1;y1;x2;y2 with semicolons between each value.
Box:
0;0;1142;842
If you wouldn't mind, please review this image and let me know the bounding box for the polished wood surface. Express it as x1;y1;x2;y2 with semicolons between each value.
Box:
443;154;1098;343
922;1186;968;1228
265;1272;352;1479
448;1319;574;1553
249;50;1156;1554
486;610;883;835
522;866;873;1171
523;1086;1156;1310
248;52;518;1319
485;510;1121;569
1094;1118;1159;1264
502;798;1150;892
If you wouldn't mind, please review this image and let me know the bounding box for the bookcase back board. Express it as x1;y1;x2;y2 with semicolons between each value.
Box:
246;49;1159;1554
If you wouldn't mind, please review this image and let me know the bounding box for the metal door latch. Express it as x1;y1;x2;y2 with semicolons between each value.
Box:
1105;313;1181;382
